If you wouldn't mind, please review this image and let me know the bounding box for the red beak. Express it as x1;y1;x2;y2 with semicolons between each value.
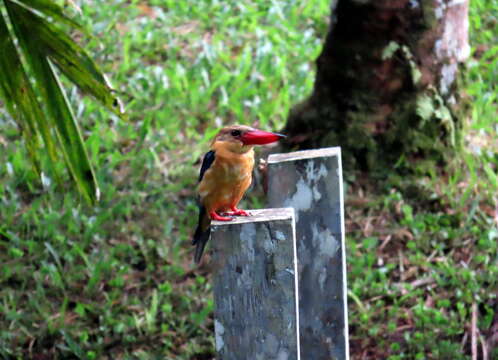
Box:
241;129;286;145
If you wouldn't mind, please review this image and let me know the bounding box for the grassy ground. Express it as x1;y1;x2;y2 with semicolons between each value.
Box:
0;0;497;359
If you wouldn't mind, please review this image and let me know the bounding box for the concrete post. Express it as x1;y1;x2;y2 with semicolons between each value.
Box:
211;208;300;360
267;147;349;359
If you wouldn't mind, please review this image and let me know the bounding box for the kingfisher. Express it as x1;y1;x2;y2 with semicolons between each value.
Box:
192;125;285;263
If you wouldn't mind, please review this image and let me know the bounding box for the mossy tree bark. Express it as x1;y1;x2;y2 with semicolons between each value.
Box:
285;0;470;174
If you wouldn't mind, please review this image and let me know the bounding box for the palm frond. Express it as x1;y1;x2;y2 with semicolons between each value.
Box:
0;0;124;203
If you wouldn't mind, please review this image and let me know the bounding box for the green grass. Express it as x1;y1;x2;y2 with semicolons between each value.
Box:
0;0;497;359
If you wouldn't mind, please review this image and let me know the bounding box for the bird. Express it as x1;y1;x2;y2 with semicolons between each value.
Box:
192;125;285;263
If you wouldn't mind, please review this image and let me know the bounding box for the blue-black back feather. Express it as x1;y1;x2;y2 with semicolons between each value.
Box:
199;150;215;182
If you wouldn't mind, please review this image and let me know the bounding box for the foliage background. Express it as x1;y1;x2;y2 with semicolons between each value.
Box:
0;0;496;359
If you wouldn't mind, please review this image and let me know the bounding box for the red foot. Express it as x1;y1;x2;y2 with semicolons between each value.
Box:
224;207;250;217
209;211;233;221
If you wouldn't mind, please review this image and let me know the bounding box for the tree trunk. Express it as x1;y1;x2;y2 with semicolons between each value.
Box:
285;0;470;174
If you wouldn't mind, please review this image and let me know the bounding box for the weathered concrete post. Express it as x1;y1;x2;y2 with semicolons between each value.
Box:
211;208;300;360
267;147;349;359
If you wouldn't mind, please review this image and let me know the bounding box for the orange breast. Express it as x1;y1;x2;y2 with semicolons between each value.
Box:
198;149;254;213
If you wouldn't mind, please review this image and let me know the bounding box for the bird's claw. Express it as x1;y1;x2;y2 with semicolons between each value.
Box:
224;208;250;217
210;211;234;222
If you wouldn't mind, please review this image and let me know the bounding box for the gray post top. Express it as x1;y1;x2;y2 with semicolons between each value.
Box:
211;208;295;226
267;147;341;164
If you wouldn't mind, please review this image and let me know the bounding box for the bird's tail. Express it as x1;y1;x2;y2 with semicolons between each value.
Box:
192;205;211;263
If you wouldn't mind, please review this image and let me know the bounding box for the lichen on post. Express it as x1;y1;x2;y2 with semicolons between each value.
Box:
211;208;300;360
267;147;349;360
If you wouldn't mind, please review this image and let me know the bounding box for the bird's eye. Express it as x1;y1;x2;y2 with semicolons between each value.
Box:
231;130;241;137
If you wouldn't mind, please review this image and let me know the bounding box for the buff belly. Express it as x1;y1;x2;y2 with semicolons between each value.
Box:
198;161;253;213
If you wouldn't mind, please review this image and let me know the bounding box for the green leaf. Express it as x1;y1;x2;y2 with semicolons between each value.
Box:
60;330;85;359
1;0;126;202
483;163;498;189
9;0;124;117
0;10;58;170
6;0;99;202
12;0;84;31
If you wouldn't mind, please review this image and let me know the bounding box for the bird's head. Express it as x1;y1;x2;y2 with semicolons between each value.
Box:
213;125;285;153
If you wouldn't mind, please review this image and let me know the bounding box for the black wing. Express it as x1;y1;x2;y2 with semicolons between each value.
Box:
193;150;215;263
199;150;215;182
